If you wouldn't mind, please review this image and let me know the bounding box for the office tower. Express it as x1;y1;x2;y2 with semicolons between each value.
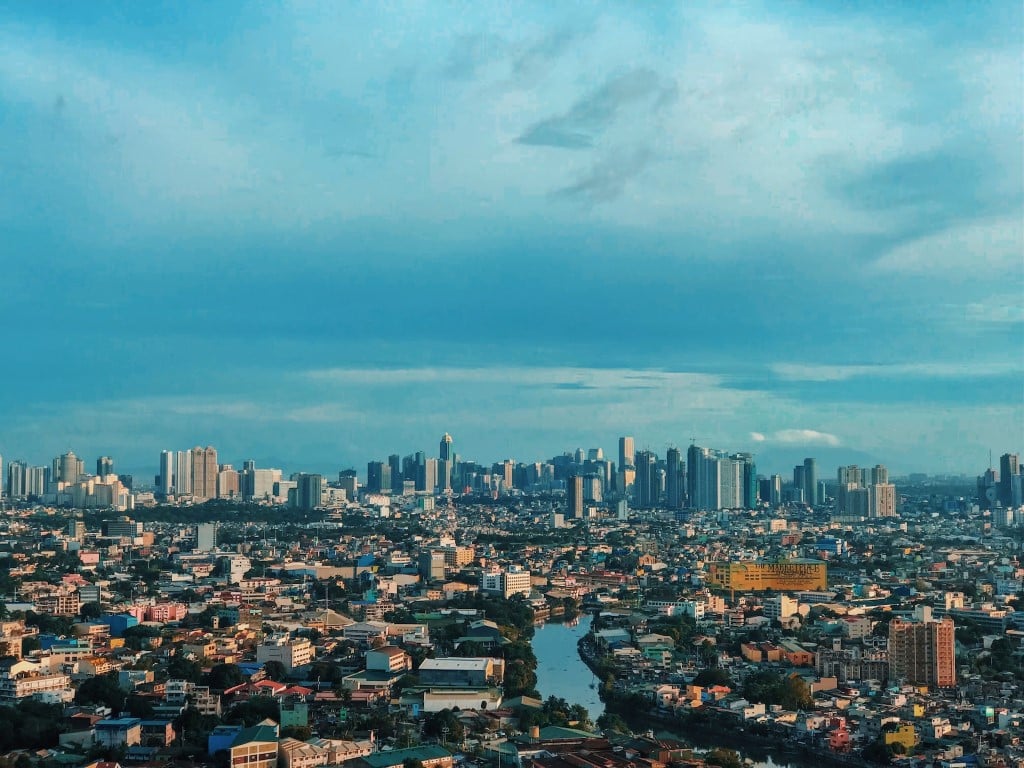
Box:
736;453;758;509
769;474;783;506
291;473;323;509
174;449;193;496
870;481;896;517
420;458;438;493
634;450;657;508
999;453;1020;506
6;460;27;499
871;464;889;485
889;608;955;688
217;466;239;499
439;433;453;462
196;522;217;551
501;459;514;491
793;464;806;497
619;436;635;470
53;451;84;484
0;454;3;499
96;456;114;478
588;448;603;461
665;447;684;509
567;474;584;518
158;451;174;497
191;446;218;501
803;458;818;506
687;445;721;511
386;454;401;493
977;467;999;509
243;459;256;472
26;466;46;497
367;461;388;493
439;459;452;492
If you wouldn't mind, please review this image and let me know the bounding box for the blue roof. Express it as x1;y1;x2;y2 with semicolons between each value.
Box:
357;554;376;567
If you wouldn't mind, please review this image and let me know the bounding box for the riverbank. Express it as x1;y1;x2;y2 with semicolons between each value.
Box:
574;633;875;768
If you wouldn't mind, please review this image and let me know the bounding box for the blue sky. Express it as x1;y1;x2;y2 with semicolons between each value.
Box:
1;1;1021;478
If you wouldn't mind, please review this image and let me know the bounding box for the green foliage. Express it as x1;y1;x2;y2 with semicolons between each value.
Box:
705;748;742;768
740;671;813;710
423;709;466;743
206;663;247;691
595;712;631;734
75;672;127;711
262;660;289;681
692;668;732;688
166;654;203;683
0;701;67;750
225;697;280;726
280;726;313;740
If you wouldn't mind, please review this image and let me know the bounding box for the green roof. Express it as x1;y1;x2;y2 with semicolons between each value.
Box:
361;745;452;768
231;725;279;747
538;726;600;739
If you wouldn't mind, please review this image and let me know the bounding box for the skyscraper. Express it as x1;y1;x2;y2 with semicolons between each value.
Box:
439;433;453;462
889;608;955;688
999;453;1020;506
191;446;218;501
367;461;389;493
53;451;84;484
666;447;684;509
792;464;806;503
567;474;584;518
291;473;323;509
158;450;174;498
803;458;818;506
389;454;403;493
635;450;657;508
618;436;635;470
174;449;193;496
687;445;721;511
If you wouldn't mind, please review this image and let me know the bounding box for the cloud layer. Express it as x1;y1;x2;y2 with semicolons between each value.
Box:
0;2;1020;476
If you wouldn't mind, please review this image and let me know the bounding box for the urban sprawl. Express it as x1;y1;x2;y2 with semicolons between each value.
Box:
0;438;1022;768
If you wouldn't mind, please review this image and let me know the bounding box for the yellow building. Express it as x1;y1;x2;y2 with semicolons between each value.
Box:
883;723;917;750
708;559;826;592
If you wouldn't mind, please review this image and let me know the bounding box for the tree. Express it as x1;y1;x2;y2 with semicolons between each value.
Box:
75;673;126;711
79;602;102;620
206;663;246;691
262;660;288;681
166;655;203;684
596;713;630;734
705;748;742;768
693;668;732;687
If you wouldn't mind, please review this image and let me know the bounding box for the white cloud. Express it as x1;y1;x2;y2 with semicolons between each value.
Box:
773;429;841;446
871;216;1023;276
772;360;1022;382
750;432;766;442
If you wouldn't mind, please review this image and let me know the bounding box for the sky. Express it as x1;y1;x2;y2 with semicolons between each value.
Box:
1;1;1022;479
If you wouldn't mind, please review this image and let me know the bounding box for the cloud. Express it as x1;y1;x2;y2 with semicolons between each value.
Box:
750;432;766;442
557;147;652;202
772;360;1023;382
773;429;841;446
517;69;675;149
871;216;1023;276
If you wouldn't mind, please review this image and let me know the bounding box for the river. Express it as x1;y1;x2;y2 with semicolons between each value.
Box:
531;615;804;768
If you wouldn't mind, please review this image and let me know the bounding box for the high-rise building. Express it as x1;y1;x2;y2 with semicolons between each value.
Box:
419;458;438;493
567;474;584;518
687;445;720;511
217;466;240;499
196;522;217;552
367;461;391;494
6;460;27;499
666;447;684;509
889;607;955;688
53;451;84;484
999;453;1021;506
0;454;3;499
803;458;818;506
871;464;889;485
174;450;193;496
439;433;453;463
634;450;658;508
191;446;218;501
388;454;403;493
158;451;174;497
96;456;114;478
291;474;323;509
793;464;806;498
618;437;635;471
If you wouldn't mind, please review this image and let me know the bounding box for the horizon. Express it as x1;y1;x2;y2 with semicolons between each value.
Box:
1;3;1021;477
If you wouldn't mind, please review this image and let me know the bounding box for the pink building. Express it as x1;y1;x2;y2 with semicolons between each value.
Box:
145;603;187;622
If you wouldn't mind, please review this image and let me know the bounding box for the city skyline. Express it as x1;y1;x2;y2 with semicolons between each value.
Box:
1;3;1021;475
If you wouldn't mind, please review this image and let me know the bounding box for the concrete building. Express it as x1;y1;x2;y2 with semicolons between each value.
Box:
889;608;955;688
257;636;315;673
